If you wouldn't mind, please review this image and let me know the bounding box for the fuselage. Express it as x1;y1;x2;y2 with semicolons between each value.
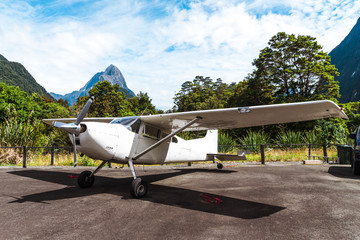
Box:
72;120;218;165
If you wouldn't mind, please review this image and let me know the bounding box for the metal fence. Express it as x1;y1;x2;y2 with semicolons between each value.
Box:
0;146;73;168
218;143;340;164
0;143;342;168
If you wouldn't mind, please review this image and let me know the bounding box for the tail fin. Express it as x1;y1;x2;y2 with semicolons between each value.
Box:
205;130;218;154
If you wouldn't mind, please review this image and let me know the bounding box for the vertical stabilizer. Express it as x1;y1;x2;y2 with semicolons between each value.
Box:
205;130;218;154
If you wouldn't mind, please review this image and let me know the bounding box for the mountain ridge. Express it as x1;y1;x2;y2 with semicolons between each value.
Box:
329;17;360;102
0;54;53;99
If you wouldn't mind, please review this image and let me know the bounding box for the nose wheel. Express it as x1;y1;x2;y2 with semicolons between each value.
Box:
77;161;107;188
78;170;95;188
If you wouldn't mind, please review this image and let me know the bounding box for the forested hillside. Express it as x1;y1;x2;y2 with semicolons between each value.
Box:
330;17;360;102
0;54;53;99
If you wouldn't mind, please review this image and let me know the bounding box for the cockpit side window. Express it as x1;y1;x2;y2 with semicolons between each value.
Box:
130;119;141;133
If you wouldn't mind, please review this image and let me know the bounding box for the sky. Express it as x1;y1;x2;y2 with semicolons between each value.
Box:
0;0;360;110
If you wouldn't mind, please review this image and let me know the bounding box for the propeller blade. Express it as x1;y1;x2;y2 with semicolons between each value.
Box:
52;121;67;128
75;96;94;125
72;134;77;168
53;122;80;135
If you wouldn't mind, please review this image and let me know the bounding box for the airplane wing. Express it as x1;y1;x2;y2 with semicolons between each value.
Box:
139;100;348;131
43;100;347;132
42;117;115;125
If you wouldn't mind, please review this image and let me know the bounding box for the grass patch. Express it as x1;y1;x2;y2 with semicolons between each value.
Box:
221;147;337;162
1;147;339;167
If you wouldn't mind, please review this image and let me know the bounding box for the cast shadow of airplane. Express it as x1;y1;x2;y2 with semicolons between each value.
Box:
7;168;285;219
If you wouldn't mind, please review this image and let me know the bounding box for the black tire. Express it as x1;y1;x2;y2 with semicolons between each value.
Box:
130;178;148;198
353;160;360;175
217;163;223;169
78;170;95;188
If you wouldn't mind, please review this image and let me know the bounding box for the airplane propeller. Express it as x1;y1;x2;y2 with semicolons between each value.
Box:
52;96;94;167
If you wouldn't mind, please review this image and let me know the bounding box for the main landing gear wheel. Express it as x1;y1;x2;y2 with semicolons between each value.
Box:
78;170;95;188
130;178;148;198
217;163;223;169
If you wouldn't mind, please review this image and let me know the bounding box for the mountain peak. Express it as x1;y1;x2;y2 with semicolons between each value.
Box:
50;64;135;105
105;64;118;73
100;64;128;88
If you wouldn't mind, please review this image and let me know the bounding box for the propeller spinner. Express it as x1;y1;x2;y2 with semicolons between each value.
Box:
52;96;94;167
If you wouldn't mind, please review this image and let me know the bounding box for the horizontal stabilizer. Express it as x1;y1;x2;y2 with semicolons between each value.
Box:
207;153;247;161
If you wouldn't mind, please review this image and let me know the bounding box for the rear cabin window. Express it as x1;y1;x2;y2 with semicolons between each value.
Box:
143;124;161;140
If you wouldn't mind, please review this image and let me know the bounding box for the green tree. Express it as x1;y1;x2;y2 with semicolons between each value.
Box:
128;92;158;115
0;83;41;123
315;119;348;145
75;81;134;117
243;32;340;105
340;102;360;133
32;93;71;119
174;76;235;111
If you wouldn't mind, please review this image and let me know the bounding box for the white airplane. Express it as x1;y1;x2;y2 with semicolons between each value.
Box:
43;98;347;198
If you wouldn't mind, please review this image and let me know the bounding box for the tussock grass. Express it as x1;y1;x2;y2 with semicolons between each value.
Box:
0;148;22;164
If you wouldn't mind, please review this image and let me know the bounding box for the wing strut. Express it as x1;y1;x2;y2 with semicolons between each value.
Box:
132;116;202;161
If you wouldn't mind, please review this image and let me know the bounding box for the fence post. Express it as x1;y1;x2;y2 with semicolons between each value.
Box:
22;146;27;168
51;147;55;166
308;144;311;158
260;144;265;165
323;144;328;157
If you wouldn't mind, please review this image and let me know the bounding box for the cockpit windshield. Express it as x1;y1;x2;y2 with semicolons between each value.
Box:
110;117;141;133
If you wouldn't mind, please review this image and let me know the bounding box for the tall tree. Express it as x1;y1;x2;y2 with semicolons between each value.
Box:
244;32;340;105
128;92;158;115
174;76;235;112
75;81;134;117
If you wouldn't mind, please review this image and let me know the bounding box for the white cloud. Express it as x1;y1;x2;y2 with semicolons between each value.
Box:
0;0;359;110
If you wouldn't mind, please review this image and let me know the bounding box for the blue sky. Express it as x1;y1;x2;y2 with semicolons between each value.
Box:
0;0;360;110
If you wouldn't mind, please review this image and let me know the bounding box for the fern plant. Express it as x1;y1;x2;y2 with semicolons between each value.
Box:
239;130;270;153
275;131;303;149
218;132;237;153
0;108;39;147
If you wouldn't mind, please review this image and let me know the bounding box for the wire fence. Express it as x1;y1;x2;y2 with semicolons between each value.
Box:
218;143;341;164
0;146;73;168
0;143;349;168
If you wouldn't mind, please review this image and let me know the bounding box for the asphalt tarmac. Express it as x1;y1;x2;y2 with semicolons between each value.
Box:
0;163;359;240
